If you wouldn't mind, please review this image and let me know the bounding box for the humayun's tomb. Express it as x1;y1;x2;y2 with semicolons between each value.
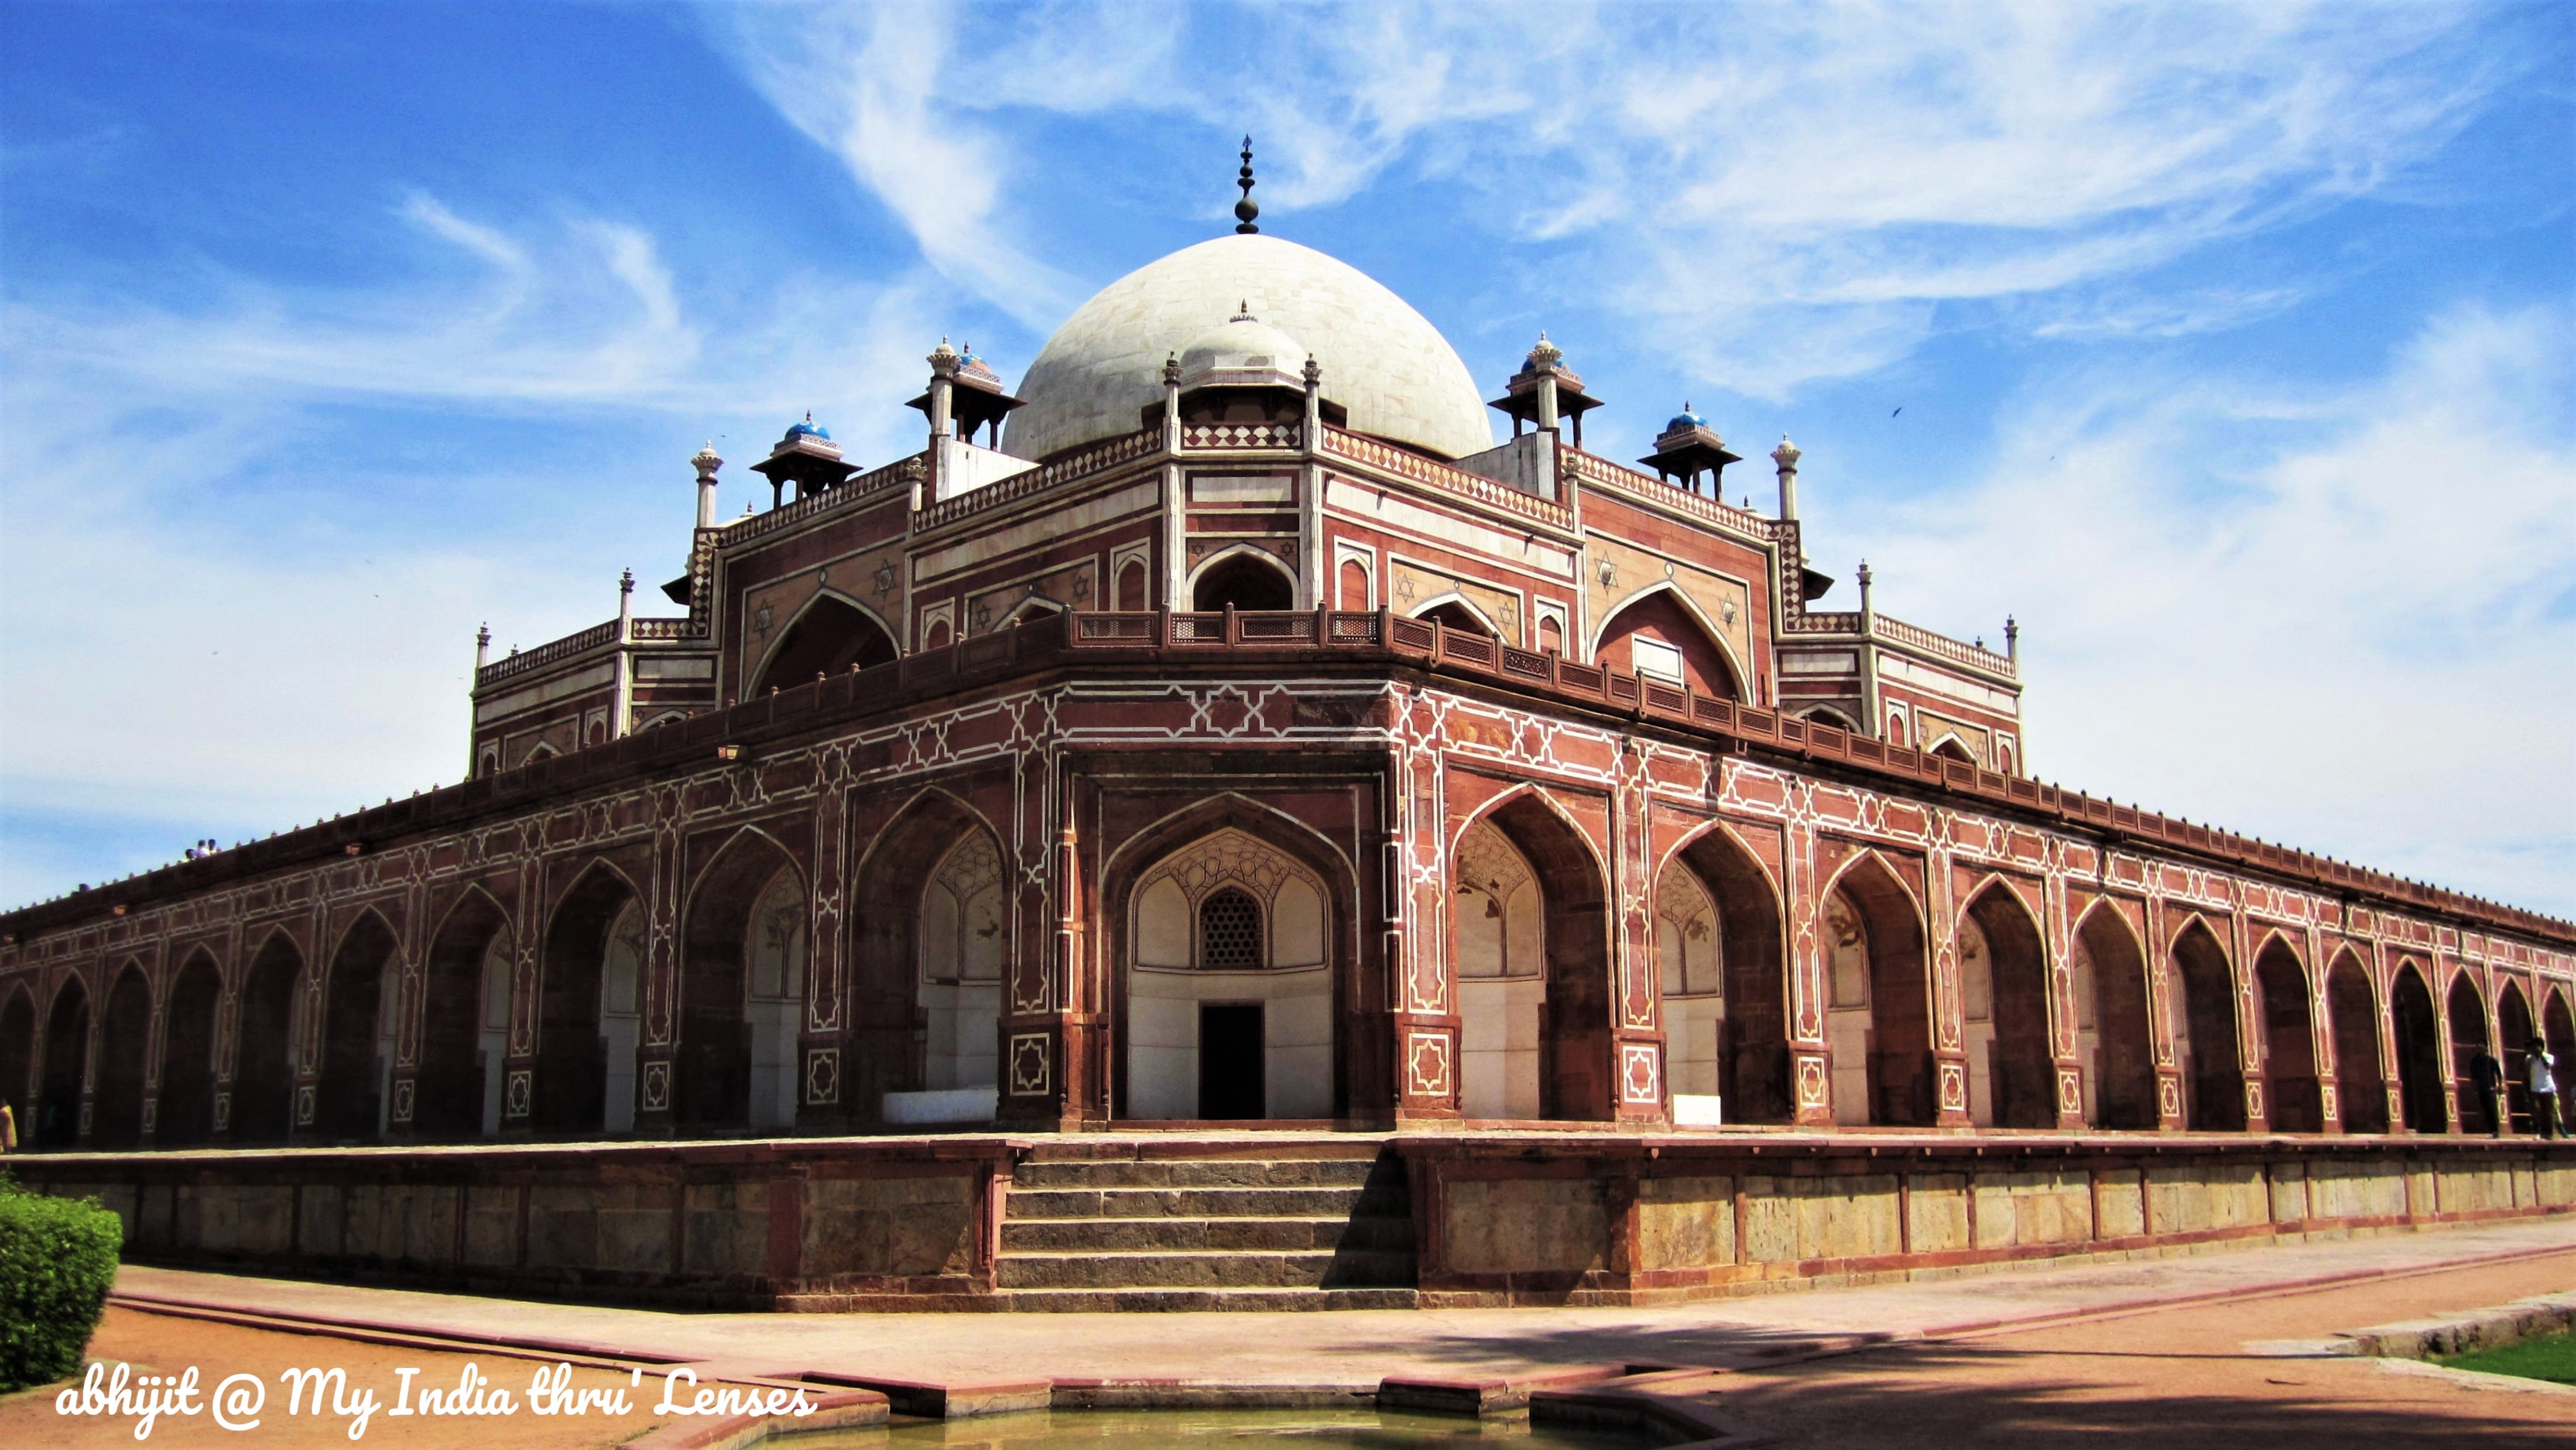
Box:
4;164;2570;1311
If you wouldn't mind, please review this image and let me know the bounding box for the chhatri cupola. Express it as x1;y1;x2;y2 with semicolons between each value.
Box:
1638;403;1743;498
749;413;858;507
1489;333;1604;450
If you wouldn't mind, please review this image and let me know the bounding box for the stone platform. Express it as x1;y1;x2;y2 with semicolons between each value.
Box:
12;1128;2573;1312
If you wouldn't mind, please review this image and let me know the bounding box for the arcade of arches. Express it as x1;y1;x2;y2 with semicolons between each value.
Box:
2;796;2571;1147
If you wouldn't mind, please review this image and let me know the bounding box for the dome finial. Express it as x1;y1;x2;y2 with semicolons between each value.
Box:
1234;135;1259;234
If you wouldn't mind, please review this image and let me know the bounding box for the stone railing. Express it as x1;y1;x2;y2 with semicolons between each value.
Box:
1182;421;1299;450
1872;612;2017;678
1322;427;1574;531
13;607;2570;946
722;454;923;549
475;620;619;688
912;430;1160;532
1563;447;1777;539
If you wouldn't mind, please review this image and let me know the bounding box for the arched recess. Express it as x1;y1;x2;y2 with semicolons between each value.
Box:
317;912;400;1142
1126;827;1335;1120
1455;792;1616;1121
2497;982;2536;1134
1454;818;1544;1119
2389;963;2445;1133
2253;936;2322;1133
1118;557;1151;611
2070;901;2156;1128
2446;973;2494;1134
1820;853;1934;1126
92;963;153;1148
1959;882;2054;1128
1412;594;1497;637
2544;989;2576;1130
157;952;224;1147
749;592;898;697
2168;918;2246;1131
677;829;806;1131
417;889;511;1138
1592;586;1744;700
1800;707;1861;734
1928;736;1978;765
2325;952;2388;1133
1189;548;1295;611
232;932;303;1145
37;976;90;1148
0;985;34;1138
852;791;1010;1120
1658;823;1791;1123
919;830;1006;1100
537;862;643;1134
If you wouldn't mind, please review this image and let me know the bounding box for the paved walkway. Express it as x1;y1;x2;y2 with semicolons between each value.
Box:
108;1218;2576;1400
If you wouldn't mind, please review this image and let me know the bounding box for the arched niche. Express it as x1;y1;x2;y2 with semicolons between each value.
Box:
1960;883;2054;1128
2325;952;2388;1133
2446;972;2494;1133
1126;828;1335;1120
2544;988;2576;1130
2390;962;2444;1133
1656;825;1792;1123
1413;596;1496;637
0;986;35;1140
157;952;224;1147
318;912;400;1142
679;830;806;1131
1821;854;1933;1126
1190;549;1295;611
1454;818;1545;1119
232;933;303;1145
919;830;1006;1099
2254;936;2321;1133
419;890;511;1138
852;792;1006;1120
1929;736;1978;766
2070;902;2157;1128
2169;918;2245;1131
1593;587;1742;700
38;976;90;1148
749;594;898;697
537;863;642;1134
92;963;153;1149
1458;794;1615;1121
2497;981;2536;1134
1118;557;1151;611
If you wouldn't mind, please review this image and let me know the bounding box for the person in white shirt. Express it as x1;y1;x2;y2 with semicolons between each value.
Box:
2527;1038;2561;1141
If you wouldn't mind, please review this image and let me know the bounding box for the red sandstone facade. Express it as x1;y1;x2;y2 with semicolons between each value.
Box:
4;237;2572;1160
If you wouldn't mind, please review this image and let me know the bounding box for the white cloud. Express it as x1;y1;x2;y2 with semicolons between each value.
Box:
1842;303;2576;912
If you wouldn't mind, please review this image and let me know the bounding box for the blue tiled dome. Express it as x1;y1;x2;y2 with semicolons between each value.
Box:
1666;403;1705;433
786;416;831;441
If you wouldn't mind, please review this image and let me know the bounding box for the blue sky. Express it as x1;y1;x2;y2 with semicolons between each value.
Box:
3;1;2571;915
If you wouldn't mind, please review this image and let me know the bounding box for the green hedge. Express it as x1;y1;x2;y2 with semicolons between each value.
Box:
0;1175;124;1393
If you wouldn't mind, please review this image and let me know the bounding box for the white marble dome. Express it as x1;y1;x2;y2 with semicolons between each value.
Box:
1003;234;1495;462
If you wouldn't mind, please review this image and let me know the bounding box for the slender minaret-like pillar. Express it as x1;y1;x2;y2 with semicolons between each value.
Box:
692;442;722;530
1772;435;1801;521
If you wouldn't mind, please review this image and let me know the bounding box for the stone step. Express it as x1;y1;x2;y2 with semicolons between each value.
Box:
1000;1213;1415;1254
1010;1156;1382;1190
1002;1287;1420;1313
995;1247;1417;1291
1004;1185;1384;1220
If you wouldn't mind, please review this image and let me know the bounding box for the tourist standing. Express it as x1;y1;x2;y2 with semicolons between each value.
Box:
2469;1047;2508;1136
2529;1039;2563;1141
0;1097;16;1154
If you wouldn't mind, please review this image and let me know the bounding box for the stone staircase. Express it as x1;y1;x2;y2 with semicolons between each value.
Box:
996;1140;1419;1310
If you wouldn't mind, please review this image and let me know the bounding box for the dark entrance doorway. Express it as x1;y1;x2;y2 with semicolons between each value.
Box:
1198;1004;1264;1119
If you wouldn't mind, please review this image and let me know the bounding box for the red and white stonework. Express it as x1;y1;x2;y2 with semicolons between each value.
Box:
4;231;2572;1158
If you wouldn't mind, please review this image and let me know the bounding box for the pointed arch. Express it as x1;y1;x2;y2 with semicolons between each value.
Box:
232;929;304;1144
1958;878;2053;1128
679;825;807;1130
2071;898;2157;1128
2496;979;2537;1134
1187;545;1297;612
1590;582;1747;701
2543;985;2575;1133
93;961;153;1149
1450;787;1614;1120
2325;949;2387;1132
2168;915;2245;1130
317;908;401;1141
1659;818;1791;1123
1409;591;1499;637
0;982;35;1142
999;594;1067;628
1818;851;1935;1126
748;589;900;697
2446;970;2495;1133
1105;791;1360;1122
2390;960;2444;1132
1799;706;1861;734
1927;734;1978;765
157;949;224;1147
2253;935;2321;1132
852;788;1013;1121
536;859;644;1134
419;885;512;1138
37;973;91;1148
